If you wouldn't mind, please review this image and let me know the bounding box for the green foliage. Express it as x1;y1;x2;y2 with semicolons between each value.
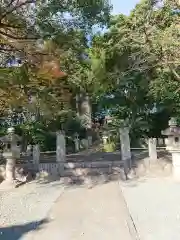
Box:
3;0;180;150
89;0;180;140
103;142;116;152
0;0;112;153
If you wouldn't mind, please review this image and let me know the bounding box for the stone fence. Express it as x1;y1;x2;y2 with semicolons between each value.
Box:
0;130;98;180
0;127;171;181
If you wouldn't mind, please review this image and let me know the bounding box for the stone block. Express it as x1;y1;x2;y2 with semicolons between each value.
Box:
148;138;157;162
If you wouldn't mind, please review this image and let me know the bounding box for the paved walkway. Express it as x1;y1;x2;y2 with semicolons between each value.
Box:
121;177;180;240
25;182;137;240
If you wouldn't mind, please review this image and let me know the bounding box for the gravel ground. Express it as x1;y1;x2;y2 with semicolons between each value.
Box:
0;180;64;239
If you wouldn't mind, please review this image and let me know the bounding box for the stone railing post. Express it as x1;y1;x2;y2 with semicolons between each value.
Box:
74;133;80;152
119;127;131;161
56;131;66;175
148;138;157;163
33;144;40;170
87;135;92;147
119;127;131;177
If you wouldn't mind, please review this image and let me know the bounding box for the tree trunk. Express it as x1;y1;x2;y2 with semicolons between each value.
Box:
5;157;15;182
76;94;80;116
79;93;92;129
21;133;28;153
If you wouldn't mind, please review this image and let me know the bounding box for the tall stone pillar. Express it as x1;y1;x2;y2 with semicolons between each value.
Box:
87;135;92;147
119;127;131;177
148;138;157;163
119;127;131;161
33;144;40;170
56;131;66;175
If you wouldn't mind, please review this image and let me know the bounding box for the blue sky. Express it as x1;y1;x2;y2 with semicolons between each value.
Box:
111;0;140;15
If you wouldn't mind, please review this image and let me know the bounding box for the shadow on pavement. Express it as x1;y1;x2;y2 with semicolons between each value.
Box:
0;218;49;240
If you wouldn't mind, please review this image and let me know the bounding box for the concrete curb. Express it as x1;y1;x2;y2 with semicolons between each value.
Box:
118;181;141;240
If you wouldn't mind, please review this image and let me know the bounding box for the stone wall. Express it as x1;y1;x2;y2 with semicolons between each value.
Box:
0;160;123;180
39;163;61;175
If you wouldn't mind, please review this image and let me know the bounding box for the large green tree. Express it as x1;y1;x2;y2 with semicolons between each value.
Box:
0;0;112;185
0;0;111;113
89;0;180;139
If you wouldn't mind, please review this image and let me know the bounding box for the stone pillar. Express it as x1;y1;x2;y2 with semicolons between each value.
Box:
119;127;131;177
56;131;66;175
87;136;92;147
5;154;16;182
148;138;157;163
119;127;131;161
33;144;40;170
56;131;66;162
74;133;80;152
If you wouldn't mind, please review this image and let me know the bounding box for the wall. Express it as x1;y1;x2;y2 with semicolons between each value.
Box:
0;158;123;180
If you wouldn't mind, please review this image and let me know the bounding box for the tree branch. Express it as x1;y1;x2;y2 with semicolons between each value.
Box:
0;22;22;29
170;67;180;81
0;30;38;40
0;0;34;21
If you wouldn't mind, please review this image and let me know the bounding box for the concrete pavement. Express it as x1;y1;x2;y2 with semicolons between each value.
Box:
25;181;137;240
121;177;180;240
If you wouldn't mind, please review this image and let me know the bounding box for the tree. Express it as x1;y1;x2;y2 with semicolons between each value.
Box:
0;0;112;187
0;0;111;60
88;0;180;140
106;0;180;109
0;0;112;119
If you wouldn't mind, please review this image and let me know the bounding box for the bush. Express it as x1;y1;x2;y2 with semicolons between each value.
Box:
103;142;116;152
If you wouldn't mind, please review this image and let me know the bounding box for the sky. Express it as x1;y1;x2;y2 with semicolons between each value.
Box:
111;0;140;15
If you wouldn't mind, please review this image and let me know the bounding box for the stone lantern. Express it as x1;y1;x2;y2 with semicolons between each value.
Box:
162;118;180;180
0;127;21;188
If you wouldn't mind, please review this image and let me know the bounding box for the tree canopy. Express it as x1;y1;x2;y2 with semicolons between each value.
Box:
0;0;111;110
88;0;180;137
1;0;180;148
0;0;112;148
